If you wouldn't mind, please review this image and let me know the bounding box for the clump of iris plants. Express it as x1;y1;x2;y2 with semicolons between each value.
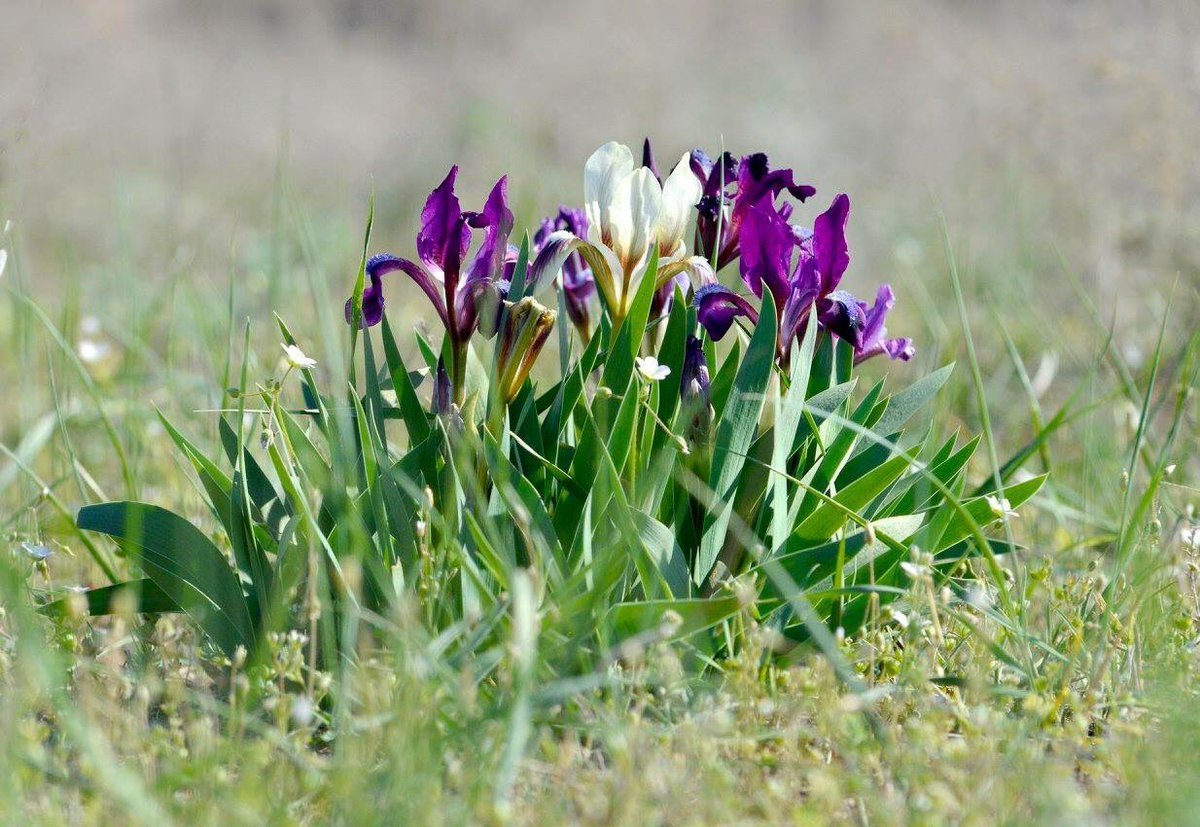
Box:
48;139;1042;697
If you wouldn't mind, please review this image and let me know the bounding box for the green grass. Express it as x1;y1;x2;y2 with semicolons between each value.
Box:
1;173;1198;826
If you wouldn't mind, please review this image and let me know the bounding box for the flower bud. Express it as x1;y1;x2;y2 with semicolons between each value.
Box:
680;335;713;445
495;296;556;403
432;358;452;416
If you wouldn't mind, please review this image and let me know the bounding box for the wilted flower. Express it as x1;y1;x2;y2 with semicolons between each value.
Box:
282;343;317;370
635;355;671;382
530;141;712;329
495;296;556;403
690;150;816;270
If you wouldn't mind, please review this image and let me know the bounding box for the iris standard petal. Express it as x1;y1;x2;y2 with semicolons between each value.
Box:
860;283;895;346
656;152;703;258
607;165;662;278
463;175;514;287
853;283;915;363
584;142;636;248
738;204;796;308
811;194;851;295
416;166;471;282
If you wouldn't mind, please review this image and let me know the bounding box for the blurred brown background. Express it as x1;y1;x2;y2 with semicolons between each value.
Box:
2;1;1198;331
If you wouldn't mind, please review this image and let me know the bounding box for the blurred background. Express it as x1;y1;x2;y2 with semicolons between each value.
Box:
0;0;1197;498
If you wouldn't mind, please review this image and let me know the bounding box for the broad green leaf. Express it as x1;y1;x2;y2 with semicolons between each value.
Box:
868;363;954;442
610;597;741;642
697;290;778;585
77;502;256;657
628;508;690;599
771;323;818;553
40;579;182;618
792;453;914;544
380;315;432;445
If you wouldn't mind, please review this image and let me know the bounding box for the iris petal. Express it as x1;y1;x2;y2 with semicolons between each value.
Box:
739;205;796;308
416;166;471;283
695;282;759;341
463;176;514;287
345;254;448;329
817;289;868;349
811;194;851;296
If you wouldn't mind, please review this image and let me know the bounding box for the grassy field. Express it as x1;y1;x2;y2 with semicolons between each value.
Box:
2;3;1200;824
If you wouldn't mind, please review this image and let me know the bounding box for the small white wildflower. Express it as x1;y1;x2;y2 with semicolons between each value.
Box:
634;356;670;382
899;561;926;579
77;339;113;364
20;542;53;561
1182;526;1200;553
884;607;910;629
1030;352;1059;399
282;343;317;370
291;695;315;727
0;249;7;279
986;495;1019;520
964;585;994;611
900;547;933;580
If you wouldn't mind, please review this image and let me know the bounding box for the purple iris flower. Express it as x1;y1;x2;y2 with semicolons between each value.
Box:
533;207;596;341
852;285;916;365
695;193;913;364
691;150;816;271
345;166;514;345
